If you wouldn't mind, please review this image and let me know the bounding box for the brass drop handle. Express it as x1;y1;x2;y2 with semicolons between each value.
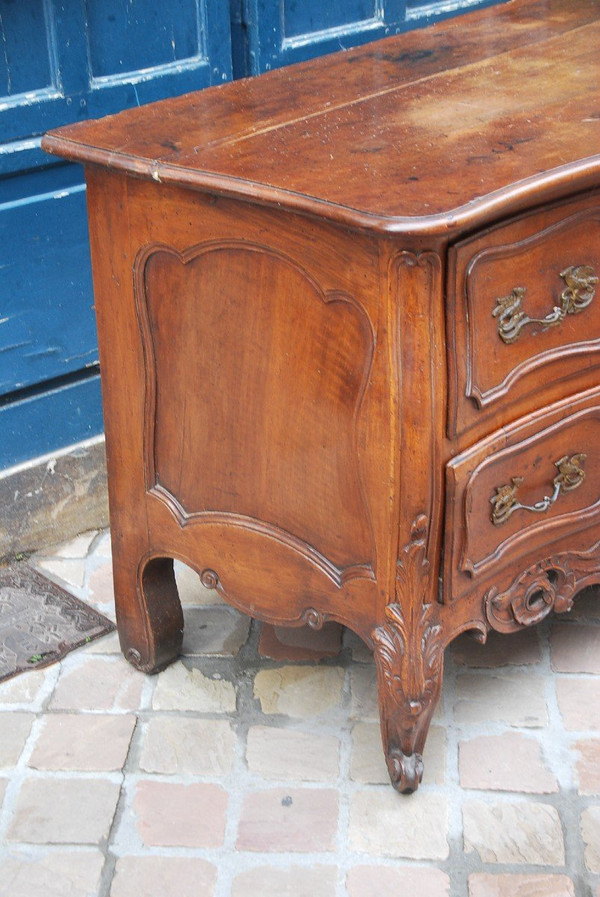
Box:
493;265;598;344
490;453;586;527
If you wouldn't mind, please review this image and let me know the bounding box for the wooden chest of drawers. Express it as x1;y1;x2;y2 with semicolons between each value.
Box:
43;0;600;792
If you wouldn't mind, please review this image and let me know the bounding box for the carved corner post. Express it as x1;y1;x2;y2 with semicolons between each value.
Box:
85;170;185;676
372;249;446;792
372;515;444;792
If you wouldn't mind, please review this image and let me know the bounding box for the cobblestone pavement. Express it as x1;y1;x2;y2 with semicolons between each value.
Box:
0;529;599;896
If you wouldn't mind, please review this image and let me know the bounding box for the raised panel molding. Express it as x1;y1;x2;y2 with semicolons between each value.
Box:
134;239;377;584
465;207;600;410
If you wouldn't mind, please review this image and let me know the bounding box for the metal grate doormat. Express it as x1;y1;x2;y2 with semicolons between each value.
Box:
0;562;115;683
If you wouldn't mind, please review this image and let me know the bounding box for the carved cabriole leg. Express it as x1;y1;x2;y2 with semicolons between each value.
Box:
372;515;444;793
373;249;446;791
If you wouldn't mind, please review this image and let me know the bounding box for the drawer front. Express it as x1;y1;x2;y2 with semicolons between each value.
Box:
448;195;600;438
444;390;600;601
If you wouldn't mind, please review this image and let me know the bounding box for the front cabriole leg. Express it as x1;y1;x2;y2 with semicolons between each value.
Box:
372;515;445;793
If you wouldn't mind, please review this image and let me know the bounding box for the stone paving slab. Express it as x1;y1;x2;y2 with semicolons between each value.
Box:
0;530;597;896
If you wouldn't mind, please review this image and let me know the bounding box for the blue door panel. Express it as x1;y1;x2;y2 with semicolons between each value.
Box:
284;1;380;38
241;0;501;73
85;0;204;77
244;0;401;72
0;169;95;395
1;1;232;150
0;0;233;470
0;0;53;96
0;374;103;469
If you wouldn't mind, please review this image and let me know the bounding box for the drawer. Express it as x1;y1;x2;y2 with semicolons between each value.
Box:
447;194;600;438
444;389;600;602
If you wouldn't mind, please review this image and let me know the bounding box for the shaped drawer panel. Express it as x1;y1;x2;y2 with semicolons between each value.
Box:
448;194;600;439
444;388;600;601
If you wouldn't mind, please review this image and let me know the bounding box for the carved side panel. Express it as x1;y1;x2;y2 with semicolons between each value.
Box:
134;240;376;580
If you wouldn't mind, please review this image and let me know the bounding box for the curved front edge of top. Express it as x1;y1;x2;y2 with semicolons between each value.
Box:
40;133;600;239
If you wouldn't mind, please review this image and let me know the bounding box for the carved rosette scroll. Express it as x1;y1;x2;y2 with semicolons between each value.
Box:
372;515;444;793
484;544;600;634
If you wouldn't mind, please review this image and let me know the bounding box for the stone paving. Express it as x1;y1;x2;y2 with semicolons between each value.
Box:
0;528;599;896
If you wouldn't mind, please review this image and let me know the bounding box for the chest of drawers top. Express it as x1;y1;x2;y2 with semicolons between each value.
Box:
42;0;600;238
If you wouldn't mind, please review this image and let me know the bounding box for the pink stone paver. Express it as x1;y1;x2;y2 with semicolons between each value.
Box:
133;780;228;848
0;848;105;897
253;666;344;718
556;677;600;731
231;864;338;897
236;788;338;852
468;873;575;896
346;865;450;896
463;800;565;865
138;716;236;776
581;805;600;873
87;559;116;606
246;725;340;781
0;712;34;766
7;777;121;844
459;732;558;793
50;656;144;712
36;557;86;589
110;856;217;897
350;665;380;720
551;623;600;674
28;713;136;771
0;669;48;705
349;790;449;860
454;673;548;727
574;739;600;794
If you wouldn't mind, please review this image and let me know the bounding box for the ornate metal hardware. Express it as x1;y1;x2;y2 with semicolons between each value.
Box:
493;265;598;344
490;453;586;526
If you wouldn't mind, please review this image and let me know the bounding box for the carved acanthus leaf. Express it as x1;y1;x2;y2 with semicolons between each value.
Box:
371;515;444;792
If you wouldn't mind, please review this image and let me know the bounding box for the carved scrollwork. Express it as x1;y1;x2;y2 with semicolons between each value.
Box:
484;544;600;633
301;607;327;630
200;569;219;590
372;516;444;793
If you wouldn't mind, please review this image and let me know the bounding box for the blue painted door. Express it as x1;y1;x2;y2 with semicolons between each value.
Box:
232;0;501;74
1;0;499;470
0;1;232;468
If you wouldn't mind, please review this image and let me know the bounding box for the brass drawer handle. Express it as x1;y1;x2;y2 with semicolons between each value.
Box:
493;265;598;344
490;453;586;526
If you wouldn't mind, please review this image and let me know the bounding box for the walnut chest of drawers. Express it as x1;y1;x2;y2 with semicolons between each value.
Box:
43;0;600;792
